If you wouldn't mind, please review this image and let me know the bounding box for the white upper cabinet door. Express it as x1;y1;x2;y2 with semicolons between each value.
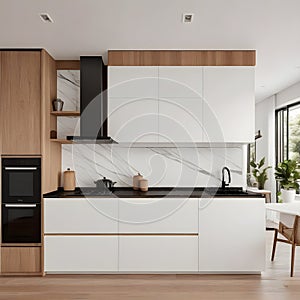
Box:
203;67;255;143
108;97;159;143
159;67;203;98
119;198;198;233
44;198;118;233
108;66;158;98
159;97;203;143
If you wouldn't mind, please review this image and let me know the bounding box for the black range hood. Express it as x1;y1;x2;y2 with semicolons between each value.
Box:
67;56;116;143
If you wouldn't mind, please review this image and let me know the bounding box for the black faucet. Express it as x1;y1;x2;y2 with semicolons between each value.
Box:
221;167;231;189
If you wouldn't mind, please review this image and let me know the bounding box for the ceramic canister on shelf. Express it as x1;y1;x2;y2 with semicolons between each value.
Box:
52;98;64;111
139;179;148;192
63;168;76;191
133;173;143;190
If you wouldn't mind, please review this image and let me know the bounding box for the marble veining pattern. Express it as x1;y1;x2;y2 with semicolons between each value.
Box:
62;144;245;188
57;70;80;139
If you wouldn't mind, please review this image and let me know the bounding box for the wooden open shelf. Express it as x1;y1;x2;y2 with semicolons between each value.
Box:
51;111;80;117
50;139;73;144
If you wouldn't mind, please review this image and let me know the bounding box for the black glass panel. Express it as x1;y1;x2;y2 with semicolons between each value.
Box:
9;172;34;197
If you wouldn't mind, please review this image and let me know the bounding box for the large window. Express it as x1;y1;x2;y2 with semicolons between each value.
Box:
276;101;300;164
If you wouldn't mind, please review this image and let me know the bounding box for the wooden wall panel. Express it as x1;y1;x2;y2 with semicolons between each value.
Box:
56;60;80;70
41;50;61;194
0;51;41;154
108;50;256;66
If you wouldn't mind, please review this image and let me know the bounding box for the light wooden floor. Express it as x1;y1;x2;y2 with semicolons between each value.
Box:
0;232;300;300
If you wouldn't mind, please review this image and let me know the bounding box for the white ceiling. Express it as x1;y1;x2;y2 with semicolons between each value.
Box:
1;0;300;102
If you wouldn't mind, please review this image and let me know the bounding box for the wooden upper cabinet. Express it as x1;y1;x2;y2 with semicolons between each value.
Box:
0;51;41;155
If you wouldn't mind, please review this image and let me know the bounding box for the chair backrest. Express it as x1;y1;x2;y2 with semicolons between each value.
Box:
293;216;300;244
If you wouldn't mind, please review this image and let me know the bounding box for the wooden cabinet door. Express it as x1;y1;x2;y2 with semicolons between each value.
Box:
1;247;41;274
0;51;41;154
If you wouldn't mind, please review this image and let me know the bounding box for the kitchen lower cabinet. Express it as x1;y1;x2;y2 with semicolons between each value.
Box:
44;198;118;233
1;246;41;274
119;236;198;272
119;198;198;233
198;198;265;272
44;236;118;272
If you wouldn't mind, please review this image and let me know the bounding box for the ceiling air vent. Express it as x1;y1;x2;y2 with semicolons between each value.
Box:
182;13;194;23
40;13;54;23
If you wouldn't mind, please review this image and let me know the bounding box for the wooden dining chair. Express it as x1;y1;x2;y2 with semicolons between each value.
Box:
271;215;300;277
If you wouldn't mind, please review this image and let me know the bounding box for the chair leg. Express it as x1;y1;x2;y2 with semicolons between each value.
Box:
271;229;278;261
291;243;296;277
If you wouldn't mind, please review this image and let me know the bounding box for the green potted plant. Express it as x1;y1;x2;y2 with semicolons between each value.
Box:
275;159;300;203
250;157;271;190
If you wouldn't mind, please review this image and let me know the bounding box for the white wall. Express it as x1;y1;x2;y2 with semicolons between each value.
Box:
255;79;300;202
255;95;276;201
276;81;300;108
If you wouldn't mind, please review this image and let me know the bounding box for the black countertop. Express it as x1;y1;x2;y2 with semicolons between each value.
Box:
43;187;263;198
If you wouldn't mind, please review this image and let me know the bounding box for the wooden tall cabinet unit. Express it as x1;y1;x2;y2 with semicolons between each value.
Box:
0;49;61;276
0;51;41;155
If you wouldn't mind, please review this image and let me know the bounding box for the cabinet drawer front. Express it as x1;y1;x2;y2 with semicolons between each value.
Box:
119;198;198;233
44;198;118;233
1;247;41;273
119;236;198;272
108;66;158;98
44;236;118;272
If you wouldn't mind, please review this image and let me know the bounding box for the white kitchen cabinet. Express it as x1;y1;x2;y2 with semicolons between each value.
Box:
159;97;203;143
119;236;198;272
119;198;198;233
159;67;203;98
44;198;118;233
202;67;255;143
108;66;158;98
108;97;159;143
198;198;265;272
44;236;118;272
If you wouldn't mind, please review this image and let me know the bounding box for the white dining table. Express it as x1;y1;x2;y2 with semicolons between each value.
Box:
266;203;300;228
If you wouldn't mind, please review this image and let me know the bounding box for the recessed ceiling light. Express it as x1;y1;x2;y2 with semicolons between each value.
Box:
40;13;54;23
182;13;194;23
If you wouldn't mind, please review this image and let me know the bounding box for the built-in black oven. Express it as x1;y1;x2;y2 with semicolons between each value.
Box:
2;203;41;243
2;158;41;203
1;157;41;243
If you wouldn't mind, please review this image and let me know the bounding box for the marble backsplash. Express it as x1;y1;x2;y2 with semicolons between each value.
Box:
57;70;80;139
62;144;247;188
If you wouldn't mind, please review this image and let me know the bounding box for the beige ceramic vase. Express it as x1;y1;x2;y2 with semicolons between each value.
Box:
133;173;143;190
